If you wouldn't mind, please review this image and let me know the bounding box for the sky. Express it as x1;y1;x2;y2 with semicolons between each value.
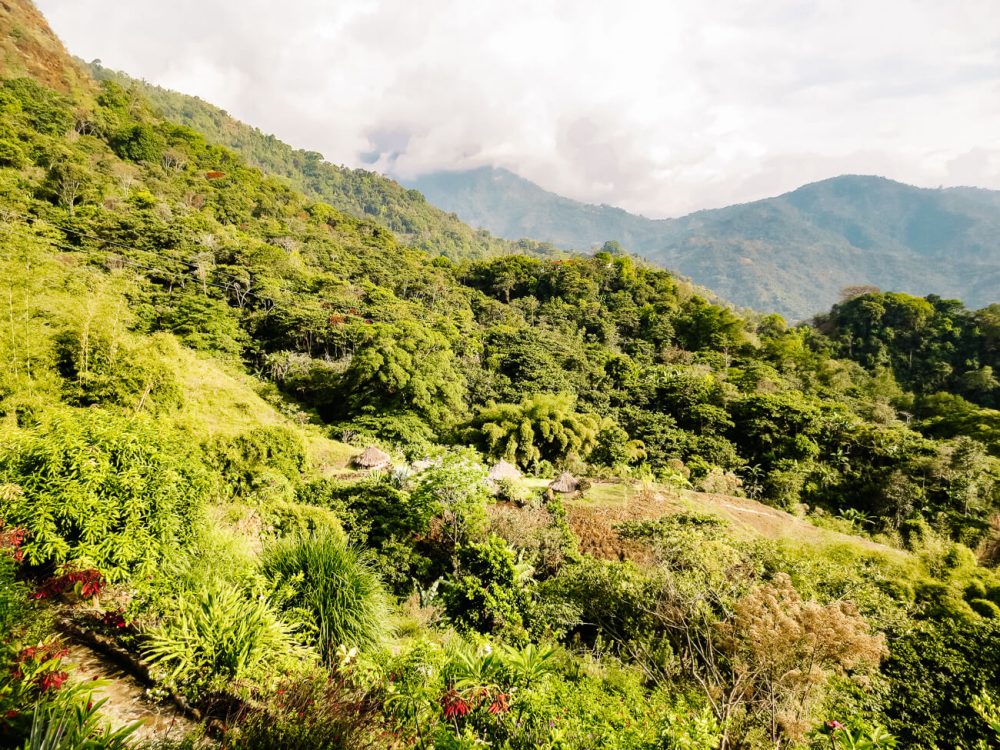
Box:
36;0;1000;218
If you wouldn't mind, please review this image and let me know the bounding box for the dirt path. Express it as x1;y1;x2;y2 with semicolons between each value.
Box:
64;642;202;744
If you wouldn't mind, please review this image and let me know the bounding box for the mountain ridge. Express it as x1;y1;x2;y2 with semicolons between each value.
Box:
83;64;566;263
406;167;1000;319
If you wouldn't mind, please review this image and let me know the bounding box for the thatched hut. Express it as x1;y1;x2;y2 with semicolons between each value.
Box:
487;460;522;483
548;472;579;494
352;446;390;470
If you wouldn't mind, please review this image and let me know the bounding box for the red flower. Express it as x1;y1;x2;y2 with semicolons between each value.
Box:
442;689;470;720
39;671;68;692
0;524;28;555
488;692;509;715
102;610;128;629
34;568;104;600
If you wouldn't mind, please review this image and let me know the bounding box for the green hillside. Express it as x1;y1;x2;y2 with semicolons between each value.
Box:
0;3;999;748
407;167;1000;320
86;64;562;263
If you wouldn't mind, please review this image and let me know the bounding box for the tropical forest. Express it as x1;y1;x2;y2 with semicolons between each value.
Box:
0;1;999;748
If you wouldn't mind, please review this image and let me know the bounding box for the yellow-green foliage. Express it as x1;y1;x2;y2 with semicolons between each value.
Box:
0;407;212;580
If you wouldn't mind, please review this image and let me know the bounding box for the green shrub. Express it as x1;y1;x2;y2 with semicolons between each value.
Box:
296;477;444;594
0;517;28;640
0;78;73;136
337;412;436;460
267;499;344;540
0;409;210;580
881;619;1000;747
210;425;307;501
144;585;303;691
457;393;601;472
55;329;181;413
588;423;645;468
297;478;434;547
24;683;140;750
262;529;390;664
538;557;658;647
440;535;530;636
656;703;722;749
110;123;165;162
157;291;247;360
970;598;1000;619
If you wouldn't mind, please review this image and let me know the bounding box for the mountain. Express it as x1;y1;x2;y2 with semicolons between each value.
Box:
0;0;91;94
404;166;661;250
84;64;563;262
406;167;1000;320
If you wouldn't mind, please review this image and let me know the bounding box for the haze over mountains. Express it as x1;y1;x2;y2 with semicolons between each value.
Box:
408;167;1000;319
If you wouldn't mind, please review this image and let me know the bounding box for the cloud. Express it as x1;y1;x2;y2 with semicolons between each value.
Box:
37;0;1000;217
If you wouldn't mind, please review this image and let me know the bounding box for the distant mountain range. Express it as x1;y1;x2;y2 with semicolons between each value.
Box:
406;167;1000;319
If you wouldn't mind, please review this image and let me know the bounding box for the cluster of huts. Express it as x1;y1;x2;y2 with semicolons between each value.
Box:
351;449;580;495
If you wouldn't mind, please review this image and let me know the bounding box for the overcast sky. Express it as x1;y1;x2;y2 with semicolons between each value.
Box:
37;0;1000;217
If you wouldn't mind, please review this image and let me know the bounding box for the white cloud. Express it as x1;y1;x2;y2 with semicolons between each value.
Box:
37;0;1000;217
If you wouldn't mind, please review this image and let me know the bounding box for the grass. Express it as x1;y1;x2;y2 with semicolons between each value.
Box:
505;470;914;564
166;343;359;475
261;529;391;664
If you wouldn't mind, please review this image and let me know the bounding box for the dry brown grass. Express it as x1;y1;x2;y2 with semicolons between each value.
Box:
557;479;898;564
567;488;683;562
0;0;93;95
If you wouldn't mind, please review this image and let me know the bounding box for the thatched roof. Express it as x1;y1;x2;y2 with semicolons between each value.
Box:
353;446;390;468
548;472;579;493
487;460;522;482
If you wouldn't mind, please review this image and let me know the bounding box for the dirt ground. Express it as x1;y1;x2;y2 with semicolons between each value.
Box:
64;643;201;744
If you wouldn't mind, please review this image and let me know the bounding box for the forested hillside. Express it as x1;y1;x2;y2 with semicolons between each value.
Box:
408;167;1000;319
86;64;562;262
1;3;1000;748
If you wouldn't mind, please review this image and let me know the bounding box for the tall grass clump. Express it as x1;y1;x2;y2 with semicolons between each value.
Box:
262;529;390;664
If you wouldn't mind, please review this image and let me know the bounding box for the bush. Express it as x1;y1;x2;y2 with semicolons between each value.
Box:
336;413;436;460
970;598;1000;619
261;530;390;664
538;557;658;647
23;684;140;749
0;78;73;136
0;409;210;580
298;478;433;547
110;123;165;162
296;477;445;594
589;423;645;468
0;517;28;640
158;290;247;360
656;704;722;749
440;535;531;636
55;329;182;414
210;425;307;502
222;671;384;750
144;585;303;692
881;618;1000;747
